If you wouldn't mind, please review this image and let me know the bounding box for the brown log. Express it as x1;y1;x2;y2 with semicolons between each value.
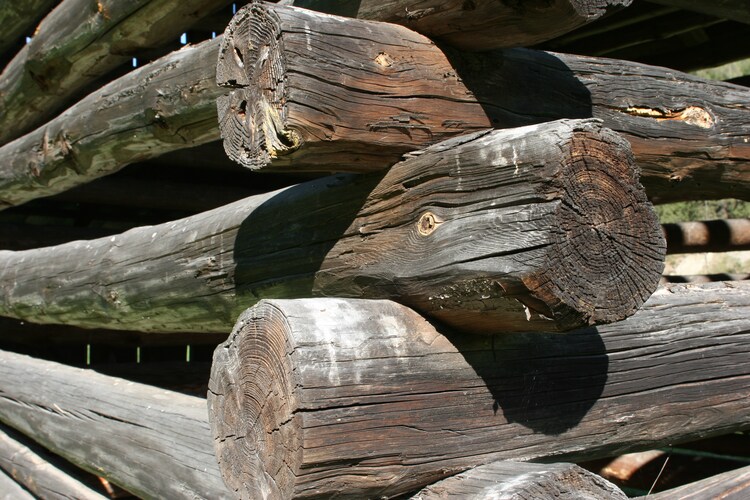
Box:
207;281;750;499
0;349;231;499
645;464;750;499
663;219;750;254
0;119;664;334
0;0;57;61
0;0;234;145
219;3;750;202
0;425;107;500
411;461;627;499
288;0;633;51
649;0;750;25
0;37;224;210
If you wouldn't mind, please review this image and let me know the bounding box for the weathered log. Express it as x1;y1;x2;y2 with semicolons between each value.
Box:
0;119;664;334
0;37;223;210
645;463;750;499
0;468;33;500
650;0;750;25
0;425;107;500
663;219;750;254
0;349;230;499
411;461;627;499
208;281;750;499
0;0;234;145
0;0;57;62
219;3;750;202
287;0;632;51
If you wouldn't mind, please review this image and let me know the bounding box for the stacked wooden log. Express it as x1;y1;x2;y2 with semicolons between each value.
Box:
0;0;748;498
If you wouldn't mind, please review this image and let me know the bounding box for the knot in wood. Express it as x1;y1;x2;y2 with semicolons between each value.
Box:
417;211;440;236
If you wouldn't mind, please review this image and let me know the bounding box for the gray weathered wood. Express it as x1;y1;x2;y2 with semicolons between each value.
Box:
218;3;750;202
0;0;57;61
411;461;627;499
644;463;750;499
0;469;34;500
650;0;750;25
0;119;664;334
0;37;223;210
0;425;107;500
663;218;750;254
0;349;230;499
208;281;750;499
288;0;632;51
0;0;233;145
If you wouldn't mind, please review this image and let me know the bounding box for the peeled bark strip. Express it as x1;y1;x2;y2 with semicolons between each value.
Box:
645;464;750;500
663;219;750;254
0;37;223;210
290;0;632;51
411;461;627;499
0;119;664;334
0;426;107;500
219;3;750;202
0;350;230;499
207;281;750;499
0;0;233;145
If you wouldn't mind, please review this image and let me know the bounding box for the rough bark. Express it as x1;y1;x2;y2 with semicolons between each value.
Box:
645;464;750;499
0;0;57;61
0;37;223;210
0;0;234;145
0;425;107;500
218;3;750;202
207;281;750;499
663;219;750;254
650;0;750;25
411;461;627;499
0;350;230;499
0;119;664;334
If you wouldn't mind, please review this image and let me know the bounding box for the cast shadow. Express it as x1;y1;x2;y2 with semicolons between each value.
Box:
446;325;608;436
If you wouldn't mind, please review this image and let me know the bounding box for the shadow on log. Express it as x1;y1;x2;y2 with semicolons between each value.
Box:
0;119;664;334
208;281;750;499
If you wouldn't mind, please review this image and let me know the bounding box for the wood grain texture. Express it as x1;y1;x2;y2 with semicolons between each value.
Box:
0;349;231;499
289;0;632;50
0;119;664;334
0;37;223;210
0;468;33;500
663;218;750;254
207;281;750;499
0;425;107;500
411;461;627;499
0;0;233;145
218;3;750;202
0;0;57;61
645;463;750;500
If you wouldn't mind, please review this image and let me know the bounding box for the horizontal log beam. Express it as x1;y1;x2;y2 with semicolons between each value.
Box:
0;468;33;500
0;425;107;499
287;0;632;51
0;0;233;145
411;461;627;499
0;0;57;62
650;0;750;25
644;463;750;499
663;218;750;254
208;281;750;499
0;119;664;334
0;37;223;210
219;3;750;202
0;349;230;499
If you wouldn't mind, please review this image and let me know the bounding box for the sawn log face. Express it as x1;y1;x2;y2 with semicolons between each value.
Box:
0;119;664;334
